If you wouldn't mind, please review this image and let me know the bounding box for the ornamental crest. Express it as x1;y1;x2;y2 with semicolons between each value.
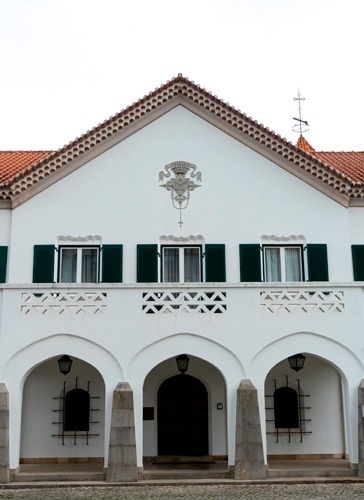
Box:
159;161;202;227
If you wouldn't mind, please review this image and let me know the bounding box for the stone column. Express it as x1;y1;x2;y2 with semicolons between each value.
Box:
0;384;9;483
358;380;364;477
234;379;266;479
106;382;138;482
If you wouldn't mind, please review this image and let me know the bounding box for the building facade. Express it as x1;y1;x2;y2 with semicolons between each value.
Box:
0;75;364;481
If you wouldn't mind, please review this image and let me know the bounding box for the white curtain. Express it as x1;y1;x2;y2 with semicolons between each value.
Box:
285;248;301;281
265;248;281;281
184;248;200;282
163;248;179;282
60;248;77;282
81;248;98;283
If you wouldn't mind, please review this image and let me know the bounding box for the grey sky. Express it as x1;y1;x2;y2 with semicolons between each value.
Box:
1;0;363;151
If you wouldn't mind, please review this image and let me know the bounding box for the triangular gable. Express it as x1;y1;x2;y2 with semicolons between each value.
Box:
1;75;363;207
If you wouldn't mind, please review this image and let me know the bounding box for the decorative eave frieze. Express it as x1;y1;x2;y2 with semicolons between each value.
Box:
1;74;364;207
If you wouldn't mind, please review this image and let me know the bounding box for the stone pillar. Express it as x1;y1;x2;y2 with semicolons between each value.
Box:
106;382;138;482
0;384;9;483
358;380;364;477
234;379;266;479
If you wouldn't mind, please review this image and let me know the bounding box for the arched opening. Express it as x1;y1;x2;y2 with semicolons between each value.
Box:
20;356;105;465
64;388;90;432
265;354;345;457
157;374;208;456
274;386;299;429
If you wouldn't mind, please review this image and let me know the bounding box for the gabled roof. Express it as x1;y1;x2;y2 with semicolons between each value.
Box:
0;75;363;207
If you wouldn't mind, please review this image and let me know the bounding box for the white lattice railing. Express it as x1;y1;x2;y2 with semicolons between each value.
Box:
142;290;227;314
260;289;344;313
21;291;107;315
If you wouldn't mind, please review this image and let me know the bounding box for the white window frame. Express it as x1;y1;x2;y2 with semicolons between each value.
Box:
161;245;202;283
58;246;100;283
263;245;303;282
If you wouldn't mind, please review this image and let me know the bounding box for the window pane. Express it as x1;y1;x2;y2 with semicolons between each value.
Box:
265;248;281;281
163;248;179;282
82;248;98;283
285;248;302;281
60;249;77;283
184;248;200;282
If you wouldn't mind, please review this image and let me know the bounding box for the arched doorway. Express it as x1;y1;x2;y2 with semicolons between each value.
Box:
157;374;208;456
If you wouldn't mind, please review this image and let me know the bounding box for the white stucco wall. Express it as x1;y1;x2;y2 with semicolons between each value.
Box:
0;104;363;469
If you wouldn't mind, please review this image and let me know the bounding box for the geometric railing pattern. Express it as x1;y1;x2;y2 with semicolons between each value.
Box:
21;291;107;315
260;289;344;313
142;290;227;314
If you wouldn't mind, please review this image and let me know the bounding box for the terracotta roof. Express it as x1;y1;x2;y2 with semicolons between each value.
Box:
310;151;364;184
296;135;315;154
0;151;53;184
0;75;364;206
295;135;364;184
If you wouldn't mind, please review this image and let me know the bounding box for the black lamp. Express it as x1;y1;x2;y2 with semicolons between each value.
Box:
176;354;189;374
288;353;305;372
58;355;73;376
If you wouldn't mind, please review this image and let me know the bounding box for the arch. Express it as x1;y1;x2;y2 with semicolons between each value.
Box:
249;331;364;386
3;333;123;389
127;332;245;386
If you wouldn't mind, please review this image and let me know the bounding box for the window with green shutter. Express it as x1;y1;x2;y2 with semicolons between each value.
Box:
101;244;123;282
137;244;158;282
33;245;55;283
0;246;8;283
351;245;364;281
239;244;262;282
205;244;226;282
306;244;329;281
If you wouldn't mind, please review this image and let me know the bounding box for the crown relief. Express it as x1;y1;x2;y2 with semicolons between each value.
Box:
159;161;202;227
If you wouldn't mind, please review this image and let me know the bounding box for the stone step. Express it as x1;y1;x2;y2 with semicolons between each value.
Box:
143;469;232;480
267;467;356;478
13;464;105;482
267;459;356;479
13;471;105;482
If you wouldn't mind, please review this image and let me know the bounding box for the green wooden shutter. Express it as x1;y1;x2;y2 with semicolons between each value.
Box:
137;244;158;282
101;244;123;282
306;244;329;281
239;244;262;282
33;245;55;283
0;246;8;283
205;244;226;282
351;245;364;281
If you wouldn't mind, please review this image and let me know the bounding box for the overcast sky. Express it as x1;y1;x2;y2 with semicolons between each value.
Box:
1;0;363;151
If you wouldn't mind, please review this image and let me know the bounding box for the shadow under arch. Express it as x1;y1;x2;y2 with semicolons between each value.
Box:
4;332;123;390
126;332;245;387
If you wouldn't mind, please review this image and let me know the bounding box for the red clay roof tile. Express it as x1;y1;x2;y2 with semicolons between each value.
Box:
0;151;53;184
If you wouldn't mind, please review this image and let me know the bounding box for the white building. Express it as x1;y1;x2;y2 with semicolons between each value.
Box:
0;75;364;482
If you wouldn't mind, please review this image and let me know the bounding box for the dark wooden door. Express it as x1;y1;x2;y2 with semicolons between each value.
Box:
157;374;208;456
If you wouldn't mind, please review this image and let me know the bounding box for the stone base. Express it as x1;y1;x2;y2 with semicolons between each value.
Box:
234;462;267;480
106;464;138;482
234;380;266;480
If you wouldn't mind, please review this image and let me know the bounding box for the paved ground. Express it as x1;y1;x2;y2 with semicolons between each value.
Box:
1;484;364;499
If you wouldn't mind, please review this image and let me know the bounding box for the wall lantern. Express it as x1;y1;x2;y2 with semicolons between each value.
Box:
288;353;306;372
176;354;189;374
58;355;73;376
